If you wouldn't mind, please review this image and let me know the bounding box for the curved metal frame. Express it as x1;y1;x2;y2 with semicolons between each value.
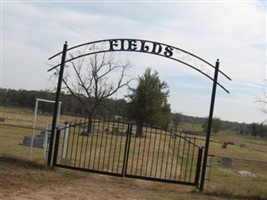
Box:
48;38;231;93
58;120;203;149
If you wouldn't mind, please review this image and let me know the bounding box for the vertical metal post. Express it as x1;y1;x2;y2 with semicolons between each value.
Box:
199;59;220;191
122;123;132;177
195;147;203;186
29;99;38;159
53;129;61;166
47;42;68;166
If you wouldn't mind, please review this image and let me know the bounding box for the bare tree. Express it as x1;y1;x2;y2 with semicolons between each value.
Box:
55;52;132;133
255;80;267;145
256;90;267;115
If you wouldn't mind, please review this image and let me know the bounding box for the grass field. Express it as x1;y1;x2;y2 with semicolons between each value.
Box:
1;106;267;199
0;156;242;200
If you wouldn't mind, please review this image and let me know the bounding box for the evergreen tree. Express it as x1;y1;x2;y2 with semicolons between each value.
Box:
126;68;170;136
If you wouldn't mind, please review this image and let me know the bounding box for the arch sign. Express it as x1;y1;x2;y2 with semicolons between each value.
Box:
47;38;231;191
48;38;230;92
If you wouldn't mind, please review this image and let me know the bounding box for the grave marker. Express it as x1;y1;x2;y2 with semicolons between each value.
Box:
220;157;232;167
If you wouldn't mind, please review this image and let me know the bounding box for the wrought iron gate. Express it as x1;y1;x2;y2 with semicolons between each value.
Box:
48;38;231;190
52;119;203;187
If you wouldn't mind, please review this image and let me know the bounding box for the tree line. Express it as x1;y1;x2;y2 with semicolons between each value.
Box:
1;87;266;138
0;88;126;118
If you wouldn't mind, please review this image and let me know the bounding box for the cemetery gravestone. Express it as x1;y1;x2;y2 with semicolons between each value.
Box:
220;157;232;167
21;134;47;148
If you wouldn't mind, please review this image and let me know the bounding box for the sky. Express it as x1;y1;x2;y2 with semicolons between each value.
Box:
1;0;266;124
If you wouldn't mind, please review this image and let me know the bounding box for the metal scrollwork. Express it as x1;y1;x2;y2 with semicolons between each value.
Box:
48;38;231;93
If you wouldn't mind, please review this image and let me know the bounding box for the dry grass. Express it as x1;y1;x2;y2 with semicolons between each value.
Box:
1;106;267;199
0;156;253;200
204;133;267;199
206;157;267;199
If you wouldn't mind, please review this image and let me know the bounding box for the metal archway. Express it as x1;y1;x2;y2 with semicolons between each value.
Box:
47;38;231;190
48;39;230;93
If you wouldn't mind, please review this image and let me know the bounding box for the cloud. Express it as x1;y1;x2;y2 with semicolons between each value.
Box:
1;1;266;123
2;37;48;90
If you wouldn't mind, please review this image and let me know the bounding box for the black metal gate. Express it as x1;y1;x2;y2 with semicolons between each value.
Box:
52;119;203;187
48;39;231;190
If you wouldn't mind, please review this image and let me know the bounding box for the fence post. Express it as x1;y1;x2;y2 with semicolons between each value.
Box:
52;129;60;166
122;123;132;177
199;59;219;191
195;147;203;187
47;42;68;166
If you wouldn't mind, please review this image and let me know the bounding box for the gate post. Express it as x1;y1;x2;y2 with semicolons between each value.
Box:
199;59;220;190
122;123;132;177
195;147;203;186
47;42;68;166
52;129;61;166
